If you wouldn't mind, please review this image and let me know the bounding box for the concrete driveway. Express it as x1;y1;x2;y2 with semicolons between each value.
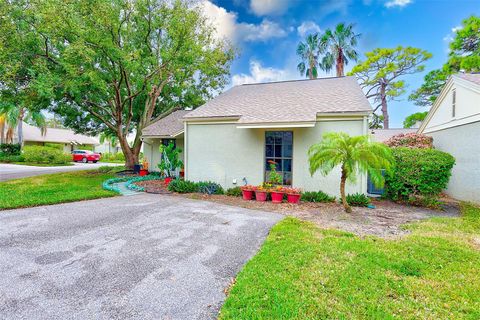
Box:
0;162;122;182
0;194;282;319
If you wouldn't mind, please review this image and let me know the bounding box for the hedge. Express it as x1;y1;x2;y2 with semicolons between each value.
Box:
0;143;21;156
23;146;71;164
384;147;455;203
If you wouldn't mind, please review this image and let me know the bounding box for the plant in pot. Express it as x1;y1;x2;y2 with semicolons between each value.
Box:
254;184;269;201
267;160;284;203
158;142;183;186
240;185;255;200
140;160;149;176
284;187;302;204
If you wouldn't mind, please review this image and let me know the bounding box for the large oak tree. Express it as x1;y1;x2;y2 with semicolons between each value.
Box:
1;0;234;167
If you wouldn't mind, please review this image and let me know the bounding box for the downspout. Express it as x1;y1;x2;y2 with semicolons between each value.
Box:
184;121;188;180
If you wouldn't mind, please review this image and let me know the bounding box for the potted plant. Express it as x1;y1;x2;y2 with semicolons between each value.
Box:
158;142;183;186
270;185;285;203
139;160;149;176
285;187;302;204
254;184;268;202
240;185;255;200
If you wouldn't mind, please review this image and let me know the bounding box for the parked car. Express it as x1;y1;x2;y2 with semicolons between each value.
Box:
72;150;101;163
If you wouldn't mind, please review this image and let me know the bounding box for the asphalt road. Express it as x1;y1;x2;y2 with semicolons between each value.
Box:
0;162;122;182
0;194;282;319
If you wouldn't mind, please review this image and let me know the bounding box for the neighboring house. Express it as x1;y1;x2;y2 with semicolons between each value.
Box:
94;139;120;154
13;122;99;153
418;73;480;204
143;76;372;196
142;110;189;171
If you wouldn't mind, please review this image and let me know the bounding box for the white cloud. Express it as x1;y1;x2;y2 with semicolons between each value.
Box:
385;0;412;8
232;60;293;86
297;21;321;38
200;1;287;43
250;0;290;16
443;25;463;51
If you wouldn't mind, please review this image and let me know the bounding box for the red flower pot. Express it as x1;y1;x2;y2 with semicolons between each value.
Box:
164;177;173;186
242;190;254;200
271;191;284;203
139;169;148;176
287;193;301;204
255;191;268;201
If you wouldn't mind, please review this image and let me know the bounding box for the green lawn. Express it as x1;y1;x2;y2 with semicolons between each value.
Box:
220;203;480;319
13;162;74;167
0;171;118;210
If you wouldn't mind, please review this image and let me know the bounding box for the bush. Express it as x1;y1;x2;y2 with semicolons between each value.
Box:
0;143;21;156
101;152;125;162
301;191;335;203
226;187;242;197
197;181;224;195
346;193;370;207
23;146;71;164
167;179;198;193
385;148;455;204
0;154;24;163
385;133;433;149
97;165;126;173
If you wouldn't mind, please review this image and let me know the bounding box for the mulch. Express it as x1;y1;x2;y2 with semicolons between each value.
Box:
134;180;171;194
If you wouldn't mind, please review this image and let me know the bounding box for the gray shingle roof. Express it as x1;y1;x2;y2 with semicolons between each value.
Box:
456;73;480;86
20;122;98;145
184;76;372;123
142;110;190;137
370;128;417;142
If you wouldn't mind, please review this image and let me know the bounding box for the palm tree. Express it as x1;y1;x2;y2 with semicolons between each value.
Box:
0;104;46;144
297;33;322;79
308;132;393;213
319;23;360;77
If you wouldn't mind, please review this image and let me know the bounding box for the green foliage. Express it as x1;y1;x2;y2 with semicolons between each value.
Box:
385;133;433;149
101;152;125;162
0;143;21;156
296;34;320;79
403;112;428;128
385;148;455;204
226;187;242;197
167;179;198;193
97;165;126;174
308;132;394;212
0;154;24;163
301;191;336;203
267;160;283;185
158;142;183;178
349;46;432;128
409;69;449;106
345;193;370;207
23;146;71;164
197;181;224;195
44;143;64;150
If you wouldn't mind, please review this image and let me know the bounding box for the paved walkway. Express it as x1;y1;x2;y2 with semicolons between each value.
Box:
0;162;122;182
0;194;282;319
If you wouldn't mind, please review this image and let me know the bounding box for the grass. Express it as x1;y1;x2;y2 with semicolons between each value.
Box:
12;162;74;167
220;203;480;319
0;170;118;210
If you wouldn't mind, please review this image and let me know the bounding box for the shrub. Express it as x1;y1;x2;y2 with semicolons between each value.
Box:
385;133;433;149
167;179;198;193
97;165;126;173
301;191;335;203
23;146;71;164
0;154;24;163
197;181;224;195
385;148;455;204
101;152;125;162
346;193;370;207
0;143;21;156
226;187;242;197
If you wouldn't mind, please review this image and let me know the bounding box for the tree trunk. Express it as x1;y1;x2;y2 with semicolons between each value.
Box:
340;165;352;213
117;134;139;169
380;82;389;129
308;67;313;80
18;108;25;146
336;48;344;77
0;120;4;144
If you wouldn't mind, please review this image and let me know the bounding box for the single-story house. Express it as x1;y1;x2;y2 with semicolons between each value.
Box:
14;122;99;153
143;76;372;196
418;73;480;204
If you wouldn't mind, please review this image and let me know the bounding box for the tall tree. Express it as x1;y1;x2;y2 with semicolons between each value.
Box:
403;111;428;128
308;132;393;213
319;23;360;77
410;15;480;106
296;34;321;79
1;0;234;167
349;47;432;129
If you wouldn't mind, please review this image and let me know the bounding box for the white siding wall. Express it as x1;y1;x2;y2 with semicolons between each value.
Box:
185;119;367;196
143;137;184;172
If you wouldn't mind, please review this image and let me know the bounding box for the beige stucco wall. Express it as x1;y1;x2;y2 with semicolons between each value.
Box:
428;121;480;204
185;119;367;197
143;136;184;172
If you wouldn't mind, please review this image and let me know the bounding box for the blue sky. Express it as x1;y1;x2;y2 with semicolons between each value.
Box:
202;0;480;127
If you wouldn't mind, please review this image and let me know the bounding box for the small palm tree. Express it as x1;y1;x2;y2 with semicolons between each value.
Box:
0;104;46;144
320;23;360;77
308;132;393;213
297;33;322;79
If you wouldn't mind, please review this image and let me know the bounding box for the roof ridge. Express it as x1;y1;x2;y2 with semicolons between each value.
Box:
240;75;353;86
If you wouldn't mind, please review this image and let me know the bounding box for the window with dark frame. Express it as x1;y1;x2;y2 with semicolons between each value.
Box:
265;131;293;185
452;89;456;118
161;139;176;148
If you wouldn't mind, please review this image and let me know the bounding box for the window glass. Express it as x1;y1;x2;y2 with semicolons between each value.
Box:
264;131;293;185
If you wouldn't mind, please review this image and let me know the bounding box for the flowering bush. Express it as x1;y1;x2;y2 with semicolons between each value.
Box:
270;185;285;193
385;133;433;149
283;187;302;195
240;185;255;191
267;160;283;185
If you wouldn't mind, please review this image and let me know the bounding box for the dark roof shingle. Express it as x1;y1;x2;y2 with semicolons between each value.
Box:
142;110;190;137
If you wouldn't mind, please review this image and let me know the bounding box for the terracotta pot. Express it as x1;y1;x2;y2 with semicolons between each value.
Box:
287;193;301;204
270;191;284;203
242;189;254;200
255;190;268;201
164;177;173;186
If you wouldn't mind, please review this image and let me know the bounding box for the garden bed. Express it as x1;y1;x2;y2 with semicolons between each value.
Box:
133;180;171;194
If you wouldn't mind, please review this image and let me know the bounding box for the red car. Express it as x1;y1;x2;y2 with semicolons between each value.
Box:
72;150;101;163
